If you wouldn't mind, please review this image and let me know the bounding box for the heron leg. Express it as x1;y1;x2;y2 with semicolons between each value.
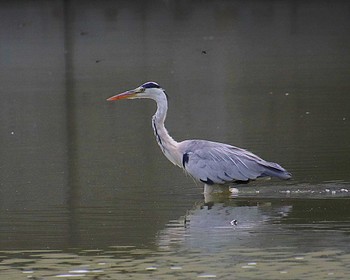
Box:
204;184;215;194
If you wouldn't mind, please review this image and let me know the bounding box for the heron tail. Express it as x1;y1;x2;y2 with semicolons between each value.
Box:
260;162;292;180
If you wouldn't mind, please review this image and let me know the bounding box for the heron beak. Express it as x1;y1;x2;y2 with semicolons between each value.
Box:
106;90;138;101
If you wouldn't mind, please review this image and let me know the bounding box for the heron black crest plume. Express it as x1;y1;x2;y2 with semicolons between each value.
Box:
141;82;161;89
107;82;291;196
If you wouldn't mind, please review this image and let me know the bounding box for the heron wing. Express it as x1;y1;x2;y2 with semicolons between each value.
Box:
179;140;289;185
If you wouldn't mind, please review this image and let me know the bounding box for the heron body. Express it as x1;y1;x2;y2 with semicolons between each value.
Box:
107;82;291;194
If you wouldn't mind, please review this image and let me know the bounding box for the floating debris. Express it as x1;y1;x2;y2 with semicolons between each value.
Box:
170;266;183;270
242;262;257;269
69;269;89;274
229;187;239;196
230;220;238;226
55;274;85;278
198;273;217;278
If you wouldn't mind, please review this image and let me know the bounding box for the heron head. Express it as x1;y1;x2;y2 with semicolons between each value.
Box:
107;82;165;102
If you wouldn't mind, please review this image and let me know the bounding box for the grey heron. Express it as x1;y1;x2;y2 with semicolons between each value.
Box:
107;82;291;194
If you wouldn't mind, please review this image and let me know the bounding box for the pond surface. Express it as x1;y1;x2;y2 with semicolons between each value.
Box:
1;1;350;279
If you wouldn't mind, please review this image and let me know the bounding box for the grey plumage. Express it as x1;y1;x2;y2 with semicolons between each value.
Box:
179;140;291;185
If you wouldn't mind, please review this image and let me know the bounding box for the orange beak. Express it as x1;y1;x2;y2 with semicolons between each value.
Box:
106;90;137;101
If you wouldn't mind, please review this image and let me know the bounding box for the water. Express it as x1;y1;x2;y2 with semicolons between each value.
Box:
1;0;350;278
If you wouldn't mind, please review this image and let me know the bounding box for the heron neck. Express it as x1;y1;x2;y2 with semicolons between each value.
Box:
152;100;180;166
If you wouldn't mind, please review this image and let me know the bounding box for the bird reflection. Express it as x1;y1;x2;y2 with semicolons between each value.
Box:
157;198;292;251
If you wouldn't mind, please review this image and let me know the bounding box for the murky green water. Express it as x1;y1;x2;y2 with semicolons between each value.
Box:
1;0;350;279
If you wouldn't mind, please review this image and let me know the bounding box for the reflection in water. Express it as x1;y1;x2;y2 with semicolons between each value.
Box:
158;196;350;251
157;199;293;252
1;198;350;279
